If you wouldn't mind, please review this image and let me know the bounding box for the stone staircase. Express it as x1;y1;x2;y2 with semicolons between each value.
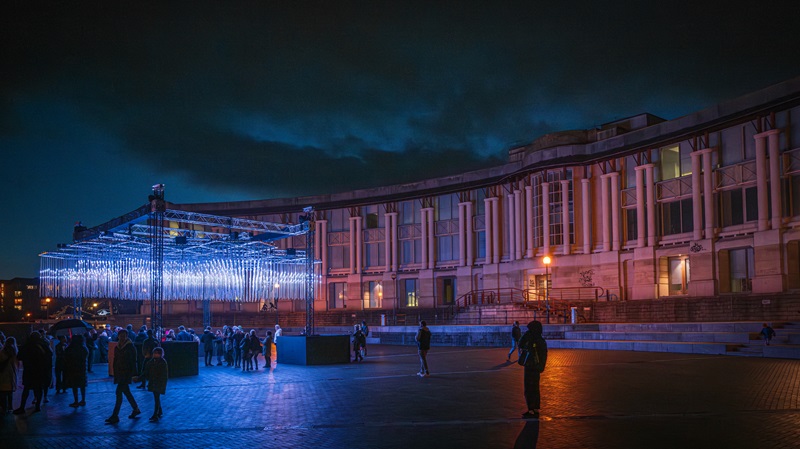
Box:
548;321;800;359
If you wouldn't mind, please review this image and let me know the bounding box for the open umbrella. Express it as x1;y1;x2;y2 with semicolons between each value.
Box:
48;319;93;337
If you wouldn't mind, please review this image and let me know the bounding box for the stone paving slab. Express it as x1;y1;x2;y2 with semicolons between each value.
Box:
2;345;799;448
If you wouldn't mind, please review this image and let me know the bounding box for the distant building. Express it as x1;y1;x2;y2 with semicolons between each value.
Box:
0;278;41;320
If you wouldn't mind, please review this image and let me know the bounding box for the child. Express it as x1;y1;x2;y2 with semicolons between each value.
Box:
761;323;776;346
145;347;168;422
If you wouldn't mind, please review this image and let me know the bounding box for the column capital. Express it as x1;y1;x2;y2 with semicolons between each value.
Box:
581;178;590;184
525;185;533;191
421;207;434;212
754;129;781;139
634;163;655;171
316;219;328;224
457;202;471;207
693;148;715;156
559;179;570;185
385;212;398;217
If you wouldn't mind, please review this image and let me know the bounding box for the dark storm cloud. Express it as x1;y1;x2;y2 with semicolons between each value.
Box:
4;1;799;199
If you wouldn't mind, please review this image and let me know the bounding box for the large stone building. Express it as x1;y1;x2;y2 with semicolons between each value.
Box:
174;77;800;320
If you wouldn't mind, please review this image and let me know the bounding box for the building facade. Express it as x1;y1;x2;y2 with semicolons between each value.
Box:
176;77;800;317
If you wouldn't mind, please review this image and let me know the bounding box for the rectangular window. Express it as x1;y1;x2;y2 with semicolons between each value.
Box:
328;244;350;270
363;281;383;309
477;230;486;259
329;282;346;309
365;242;385;268
625;209;638;241
745;187;758;222
403;279;418;307
720;189;744;227
400;201;420;225
362;205;382;229
328;209;349;232
438;277;457;305
660;199;693;236
668;257;690;295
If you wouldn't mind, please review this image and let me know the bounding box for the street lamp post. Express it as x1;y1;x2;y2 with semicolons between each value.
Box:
542;256;552;324
391;272;398;325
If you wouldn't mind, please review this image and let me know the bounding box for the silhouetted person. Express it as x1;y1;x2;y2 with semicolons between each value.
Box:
200;327;215;367
415;320;431;377
138;329;158;389
0;337;19;414
105;329;140;423
64;334;89;407
518;320;548;418
143;346;168;422
14;332;52;414
508;321;522;362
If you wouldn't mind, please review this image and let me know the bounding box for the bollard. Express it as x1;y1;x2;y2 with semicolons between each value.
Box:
570;307;577;324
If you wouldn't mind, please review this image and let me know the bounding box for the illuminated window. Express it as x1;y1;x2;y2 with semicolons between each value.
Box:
659;144;692;180
329;283;346;309
363;281;383;309
403;279;418;307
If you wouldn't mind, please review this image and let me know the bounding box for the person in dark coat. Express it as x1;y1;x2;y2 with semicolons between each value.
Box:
137;330;158;389
175;325;192;342
97;328;109;363
239;332;252;371
200;327;215;367
105;329;140;424
144;346;168;422
518;320;548;418
232;327;245;368
352;324;366;363
54;335;67;394
414;321;431;376
0;337;19;414
64;334;89;407
14;332;52;414
248;330;262;370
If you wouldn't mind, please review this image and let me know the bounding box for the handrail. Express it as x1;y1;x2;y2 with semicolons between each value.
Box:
454;288;529;310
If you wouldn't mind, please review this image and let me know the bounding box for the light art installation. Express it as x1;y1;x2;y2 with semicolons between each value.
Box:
40;207;318;303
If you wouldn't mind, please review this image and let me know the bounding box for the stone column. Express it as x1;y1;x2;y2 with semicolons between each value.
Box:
389;212;398;271
507;193;516;261
420;208;428;269
355;216;363;274
610;173;620;251
491;197;501;264
542;181;550;256
690;152;703;240
317;220;328;276
634;165;646;248
349;216;357;274
525;185;534;258
426;207;435;269
514;189;523;260
755;132;769;231
645;164;656;247
560;180;570;255
600;174;610;251
465;201;474;265
385;212;392;272
581;178;591;254
702;149;714;239
484;197;493;264
458;203;467;267
767;129;782;230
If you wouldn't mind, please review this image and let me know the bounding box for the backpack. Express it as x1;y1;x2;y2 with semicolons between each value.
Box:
517;337;542;371
362;325;369;337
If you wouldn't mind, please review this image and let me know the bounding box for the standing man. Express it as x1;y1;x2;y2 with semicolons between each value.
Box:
232;327;245;368
518;320;548;418
105;329;140;424
98;327;110;363
200;327;215;367
415;320;431;377
360;320;370;357
507;321;522;362
86;328;98;373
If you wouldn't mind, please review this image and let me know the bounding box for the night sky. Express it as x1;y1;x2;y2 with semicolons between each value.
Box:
1;1;799;278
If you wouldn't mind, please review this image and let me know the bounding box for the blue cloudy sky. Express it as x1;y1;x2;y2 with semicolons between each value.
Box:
1;1;799;277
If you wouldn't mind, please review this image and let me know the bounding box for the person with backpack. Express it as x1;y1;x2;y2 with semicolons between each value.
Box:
507;321;522;362
761;323;777;346
518;320;547;418
415;320;432;377
361;320;370;357
352;324;366;362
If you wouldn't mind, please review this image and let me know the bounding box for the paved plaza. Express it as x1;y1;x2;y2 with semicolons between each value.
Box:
1;344;799;448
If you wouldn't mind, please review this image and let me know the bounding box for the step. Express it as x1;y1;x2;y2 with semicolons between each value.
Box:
564;331;754;344
548;339;729;355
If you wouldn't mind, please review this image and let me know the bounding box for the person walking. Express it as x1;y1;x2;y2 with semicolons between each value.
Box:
144;347;168;422
105;329;140;424
507;321;522;362
232;327;244;368
0;337;18;414
262;331;274;372
518;320;548;418
352;324;366;363
415;320;432;377
54;335;67;394
63;334;89;407
761;323;777;346
137;330;158;389
14;332;51;414
200;327;215;367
